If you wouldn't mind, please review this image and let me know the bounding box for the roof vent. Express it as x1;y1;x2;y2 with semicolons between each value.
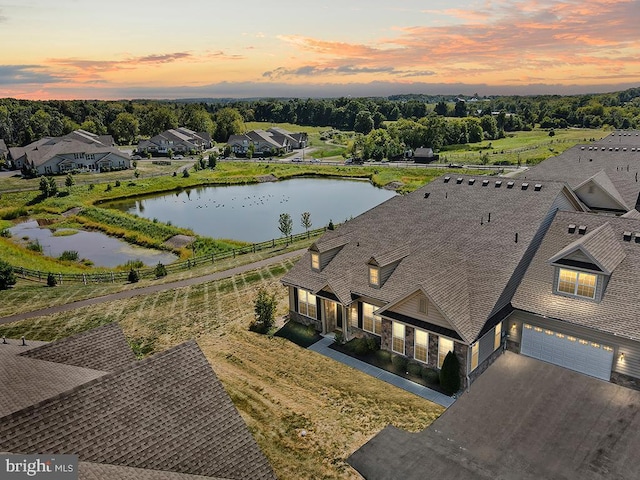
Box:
468;178;476;185
507;181;514;189
534;184;542;191
521;182;529;190
424;192;430;199
568;224;576;234
623;231;632;242
635;233;640;243
581;146;585;150
578;225;587;235
495;180;502;188
601;147;606;151
482;179;489;186
444;176;451;183
456;177;463;184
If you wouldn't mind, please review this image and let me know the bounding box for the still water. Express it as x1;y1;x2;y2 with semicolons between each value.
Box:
106;177;397;243
9;221;178;268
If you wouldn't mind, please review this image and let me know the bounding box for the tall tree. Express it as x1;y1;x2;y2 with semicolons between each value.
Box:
213;108;244;142
110;112;140;145
301;212;312;238
278;213;293;245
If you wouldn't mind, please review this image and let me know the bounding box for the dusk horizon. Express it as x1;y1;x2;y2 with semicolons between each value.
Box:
1;0;639;101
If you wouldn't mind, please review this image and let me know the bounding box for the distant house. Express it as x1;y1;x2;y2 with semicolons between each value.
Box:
227;127;307;157
9;130;129;175
137;127;212;157
412;147;439;164
0;323;276;480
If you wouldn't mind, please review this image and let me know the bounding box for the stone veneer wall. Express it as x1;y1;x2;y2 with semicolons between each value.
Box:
611;372;640;392
405;326;415;359
468;345;504;385
381;318;392;351
290;310;321;332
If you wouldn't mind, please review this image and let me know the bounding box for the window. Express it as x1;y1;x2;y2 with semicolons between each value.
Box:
298;290;317;319
414;330;428;363
369;266;380;287
392;322;405;354
362;302;382;335
471;343;479;371
311;252;320;270
438;337;454;368
418;297;427;314
348;304;358;328
494;323;502;350
557;268;597;299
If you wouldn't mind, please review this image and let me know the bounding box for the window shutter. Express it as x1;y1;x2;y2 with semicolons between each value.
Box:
293;288;299;312
316;296;322;318
357;302;363;329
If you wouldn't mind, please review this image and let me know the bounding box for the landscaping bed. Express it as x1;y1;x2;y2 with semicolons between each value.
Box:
274;320;322;348
330;336;449;395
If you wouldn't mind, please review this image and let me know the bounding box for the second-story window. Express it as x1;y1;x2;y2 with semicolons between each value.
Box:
557;268;597;299
369;266;379;287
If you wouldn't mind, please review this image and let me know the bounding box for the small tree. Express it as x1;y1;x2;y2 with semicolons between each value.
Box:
439;350;461;395
48;177;58;197
47;273;57;287
0;260;17;290
278;213;293;245
182;168;190;178
327;219;335;230
154;262;167;278
208;153;217;169
249;288;277;334
301;211;312;238
39;176;50;197
65;173;75;191
127;268;140;283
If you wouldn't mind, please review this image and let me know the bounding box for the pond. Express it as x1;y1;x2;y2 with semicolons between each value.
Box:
106;177;398;243
9;220;178;268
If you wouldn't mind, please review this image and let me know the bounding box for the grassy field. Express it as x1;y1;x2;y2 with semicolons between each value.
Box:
438;127;608;165
0;258;443;480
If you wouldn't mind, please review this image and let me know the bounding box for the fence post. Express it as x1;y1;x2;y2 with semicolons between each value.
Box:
58;273;62;285
83;274;87;285
111;272;114;283
272;239;275;247
233;249;235;258
211;253;215;264
253;244;256;253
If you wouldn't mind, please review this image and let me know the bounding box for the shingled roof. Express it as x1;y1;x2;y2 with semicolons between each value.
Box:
0;340;275;480
78;462;230;480
521;144;640;211
512;211;640;339
283;174;584;343
20;322;136;371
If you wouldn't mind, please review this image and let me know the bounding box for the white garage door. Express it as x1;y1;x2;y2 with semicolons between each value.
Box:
521;324;614;381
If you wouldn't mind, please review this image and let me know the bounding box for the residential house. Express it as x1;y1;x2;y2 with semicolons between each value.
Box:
0;323;276;480
9;130;130;175
227;127;307;156
521;130;640;213
137;127;212;156
282;175;585;387
412;147;439;164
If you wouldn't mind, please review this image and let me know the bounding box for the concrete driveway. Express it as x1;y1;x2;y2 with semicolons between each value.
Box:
348;351;640;480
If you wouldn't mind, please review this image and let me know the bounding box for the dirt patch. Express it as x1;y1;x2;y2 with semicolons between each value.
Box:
256;174;279;183
163;234;196;249
62;207;83;217
384;181;404;191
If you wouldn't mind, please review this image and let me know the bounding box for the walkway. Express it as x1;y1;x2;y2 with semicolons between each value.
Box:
308;336;455;408
0;248;307;325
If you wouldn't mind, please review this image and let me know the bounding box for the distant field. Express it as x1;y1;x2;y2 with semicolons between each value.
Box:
0;259;443;480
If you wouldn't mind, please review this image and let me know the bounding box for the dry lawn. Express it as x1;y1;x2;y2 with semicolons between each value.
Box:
0;258;443;479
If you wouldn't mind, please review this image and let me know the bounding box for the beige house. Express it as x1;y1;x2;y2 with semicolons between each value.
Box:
137;127;212;156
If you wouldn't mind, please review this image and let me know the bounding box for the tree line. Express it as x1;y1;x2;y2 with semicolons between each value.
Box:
1;87;638;151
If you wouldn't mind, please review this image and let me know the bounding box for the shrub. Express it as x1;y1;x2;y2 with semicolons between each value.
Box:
375;349;392;364
115;180;121;187
182;168;190;178
46;273;57;287
351;337;370;356
334;331;344;345
127;268;140;283
124;259;144;269
0;259;17;290
249;288;277;334
154;262;167;278
391;354;408;372
407;361;423;377
105;184;112;192
439;351;461;395
366;336;380;352
59;250;79;261
27;239;43;252
88;183;94;190
327;219;335;230
0;228;10;238
422;368;440;385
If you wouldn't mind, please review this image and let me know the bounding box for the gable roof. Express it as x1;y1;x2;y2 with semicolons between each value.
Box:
283;175;583;343
512;211;640;339
0;340;275;480
521;144;640;212
574;170;630;210
20;322;136;371
548;222;626;275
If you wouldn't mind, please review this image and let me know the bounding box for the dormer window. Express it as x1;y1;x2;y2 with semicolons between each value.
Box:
369;266;380;287
557;268;597;299
311;252;320;271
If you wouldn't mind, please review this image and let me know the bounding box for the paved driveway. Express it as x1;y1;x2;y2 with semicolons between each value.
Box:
349;351;640;480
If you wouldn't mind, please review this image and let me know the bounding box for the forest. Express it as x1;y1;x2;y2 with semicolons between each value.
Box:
1;87;639;159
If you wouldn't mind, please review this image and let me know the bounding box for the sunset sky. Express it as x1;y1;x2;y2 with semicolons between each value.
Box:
1;0;639;100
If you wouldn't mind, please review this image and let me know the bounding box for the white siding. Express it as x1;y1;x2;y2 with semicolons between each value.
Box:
575;183;625;210
551;190;582;212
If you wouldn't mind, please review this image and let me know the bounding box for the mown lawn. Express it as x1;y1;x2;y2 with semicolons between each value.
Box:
0;259;443;480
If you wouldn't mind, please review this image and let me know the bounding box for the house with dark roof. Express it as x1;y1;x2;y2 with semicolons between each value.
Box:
227;127;307;157
282;174;586;387
9;130;129;175
0;324;276;480
521;130;640;213
137;127;212;157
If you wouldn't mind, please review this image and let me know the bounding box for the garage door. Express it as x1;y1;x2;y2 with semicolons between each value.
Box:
521;324;614;381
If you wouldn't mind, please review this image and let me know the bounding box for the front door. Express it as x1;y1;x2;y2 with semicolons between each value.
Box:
323;300;338;333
